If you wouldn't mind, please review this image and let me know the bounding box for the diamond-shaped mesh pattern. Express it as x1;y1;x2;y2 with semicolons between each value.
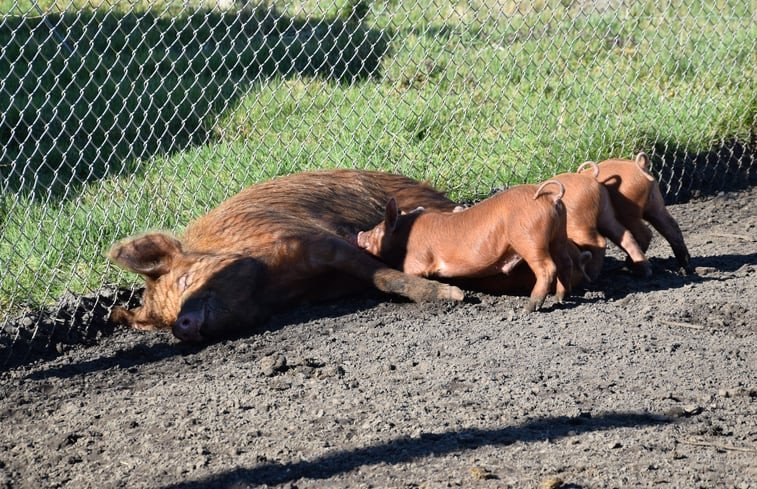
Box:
0;0;754;367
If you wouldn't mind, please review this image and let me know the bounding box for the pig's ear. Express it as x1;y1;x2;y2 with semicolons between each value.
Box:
578;250;593;282
385;198;400;233
108;232;183;280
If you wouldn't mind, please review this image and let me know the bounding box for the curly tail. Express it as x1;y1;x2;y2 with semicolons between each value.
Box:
634;152;655;181
576;160;599;178
534;180;565;202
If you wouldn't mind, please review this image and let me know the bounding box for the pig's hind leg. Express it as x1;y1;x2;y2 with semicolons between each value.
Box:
308;237;465;302
598;214;652;277
625;218;654;253
551;246;575;304
643;187;692;273
518;251;558;312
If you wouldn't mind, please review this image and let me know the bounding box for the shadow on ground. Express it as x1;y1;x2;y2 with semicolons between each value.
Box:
158;411;670;488
0;286;139;372
17;293;385;379
578;252;757;302
6;251;756;373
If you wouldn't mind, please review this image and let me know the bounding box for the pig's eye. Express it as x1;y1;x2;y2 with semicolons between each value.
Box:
178;273;192;293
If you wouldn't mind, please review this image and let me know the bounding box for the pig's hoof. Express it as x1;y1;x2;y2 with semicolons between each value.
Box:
633;261;653;278
132;323;161;331
439;284;465;301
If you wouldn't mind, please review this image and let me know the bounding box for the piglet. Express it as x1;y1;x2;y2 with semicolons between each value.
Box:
588;152;693;273
543;160;652;279
357;181;574;312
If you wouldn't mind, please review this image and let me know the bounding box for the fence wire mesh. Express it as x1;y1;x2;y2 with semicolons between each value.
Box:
0;0;754;368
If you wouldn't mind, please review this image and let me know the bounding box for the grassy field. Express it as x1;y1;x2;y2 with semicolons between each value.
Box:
0;0;754;317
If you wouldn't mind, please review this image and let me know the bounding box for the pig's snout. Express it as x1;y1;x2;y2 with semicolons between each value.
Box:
356;231;369;249
172;310;205;342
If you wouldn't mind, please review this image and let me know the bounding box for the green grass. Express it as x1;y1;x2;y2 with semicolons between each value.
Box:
0;0;754;318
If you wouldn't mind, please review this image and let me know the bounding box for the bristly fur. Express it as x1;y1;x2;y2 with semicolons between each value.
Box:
108;170;464;341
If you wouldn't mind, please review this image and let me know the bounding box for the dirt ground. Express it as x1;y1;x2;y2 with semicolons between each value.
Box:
0;186;755;489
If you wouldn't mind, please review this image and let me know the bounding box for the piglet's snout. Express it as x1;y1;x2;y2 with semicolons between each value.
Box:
356;231;367;247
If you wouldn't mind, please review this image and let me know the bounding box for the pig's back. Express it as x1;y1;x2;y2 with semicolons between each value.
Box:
596;159;652;204
183;169;455;253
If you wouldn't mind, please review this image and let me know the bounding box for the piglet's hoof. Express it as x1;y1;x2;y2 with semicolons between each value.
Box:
524;298;544;313
679;264;695;276
635;261;653;278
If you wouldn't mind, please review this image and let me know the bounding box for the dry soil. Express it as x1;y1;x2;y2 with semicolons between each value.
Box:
0;186;755;489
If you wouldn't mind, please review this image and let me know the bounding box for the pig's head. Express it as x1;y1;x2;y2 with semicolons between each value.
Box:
572;247;593;285
356;198;400;257
356;198;421;268
108;232;268;342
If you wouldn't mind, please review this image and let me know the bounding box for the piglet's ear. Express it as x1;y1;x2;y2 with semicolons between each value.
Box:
385;198;400;233
108;232;183;280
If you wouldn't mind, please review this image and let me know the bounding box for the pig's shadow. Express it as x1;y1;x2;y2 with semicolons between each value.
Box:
572;251;756;303
21;251;755;379
22;293;387;380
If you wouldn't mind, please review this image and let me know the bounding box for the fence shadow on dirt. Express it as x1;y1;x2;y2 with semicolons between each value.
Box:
157;411;670;488
0;286;138;373
648;137;755;204
8;291;385;375
0;5;389;201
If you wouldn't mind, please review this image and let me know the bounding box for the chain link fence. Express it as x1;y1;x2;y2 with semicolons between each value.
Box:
0;0;754;368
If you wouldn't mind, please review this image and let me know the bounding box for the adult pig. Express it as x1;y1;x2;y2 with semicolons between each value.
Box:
108;170;464;342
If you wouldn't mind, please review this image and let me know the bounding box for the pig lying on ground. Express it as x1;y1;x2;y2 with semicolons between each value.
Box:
357;181;575;312
550;161;651;279
588;152;693;274
108;170;465;342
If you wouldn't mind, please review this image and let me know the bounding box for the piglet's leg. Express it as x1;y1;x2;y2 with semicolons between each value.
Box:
551;248;574;304
626;219;654;254
519;253;557;313
643;187;692;273
306;237;465;302
646;211;691;272
598;216;652;278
